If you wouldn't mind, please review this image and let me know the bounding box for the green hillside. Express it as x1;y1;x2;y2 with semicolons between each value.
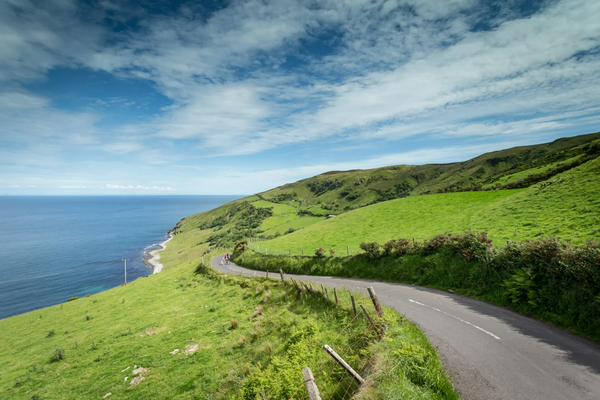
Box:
0;255;457;399
161;132;599;257
257;156;600;254
258;132;600;215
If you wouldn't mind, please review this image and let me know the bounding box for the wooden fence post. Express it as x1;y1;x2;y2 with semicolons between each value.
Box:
323;345;364;384
279;269;285;282
302;366;322;400
350;294;357;316
266;271;269;279
347;246;349;256
360;304;382;339
289;249;291;256
367;287;383;317
325;288;330;301
334;288;338;304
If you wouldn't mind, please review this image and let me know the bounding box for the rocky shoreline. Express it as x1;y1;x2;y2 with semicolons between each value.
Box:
143;233;174;274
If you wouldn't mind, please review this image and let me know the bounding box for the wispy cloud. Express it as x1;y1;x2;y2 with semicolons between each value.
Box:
104;184;174;191
1;0;599;194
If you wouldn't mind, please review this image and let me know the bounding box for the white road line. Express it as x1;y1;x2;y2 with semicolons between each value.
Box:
409;299;501;340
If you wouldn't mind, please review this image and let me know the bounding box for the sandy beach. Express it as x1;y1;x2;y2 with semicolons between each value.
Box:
144;234;173;274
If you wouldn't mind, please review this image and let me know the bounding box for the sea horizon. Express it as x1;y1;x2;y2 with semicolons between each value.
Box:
0;195;243;320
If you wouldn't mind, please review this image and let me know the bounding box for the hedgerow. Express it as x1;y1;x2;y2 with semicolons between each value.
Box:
234;234;600;342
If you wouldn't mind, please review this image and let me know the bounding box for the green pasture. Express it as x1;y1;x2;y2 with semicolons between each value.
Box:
257;157;600;255
0;258;457;399
486;155;583;186
260;216;326;237
250;199;296;214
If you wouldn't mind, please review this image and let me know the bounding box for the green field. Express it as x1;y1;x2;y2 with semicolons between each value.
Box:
260;216;326;237
485;154;583;187
250;199;297;214
257;156;600;255
0;257;457;399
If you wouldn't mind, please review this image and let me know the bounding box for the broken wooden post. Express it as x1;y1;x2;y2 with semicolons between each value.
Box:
360;304;382;339
350;294;357;316
334;288;338;304
367;286;383;317
291;278;300;291
325;288;330;301
323;345;364;384
321;284;325;294
279;269;285;282
302;366;322;400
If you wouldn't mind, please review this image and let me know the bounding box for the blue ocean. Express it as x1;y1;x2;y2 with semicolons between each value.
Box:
0;195;241;320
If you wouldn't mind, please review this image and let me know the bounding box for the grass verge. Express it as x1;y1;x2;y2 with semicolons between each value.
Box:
0;257;459;399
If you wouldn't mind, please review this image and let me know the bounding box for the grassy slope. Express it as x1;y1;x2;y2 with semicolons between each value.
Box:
0;258;458;399
157;132;600;259
258;132;600;214
259;156;600;254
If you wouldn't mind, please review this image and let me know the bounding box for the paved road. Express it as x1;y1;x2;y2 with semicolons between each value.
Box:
211;255;600;399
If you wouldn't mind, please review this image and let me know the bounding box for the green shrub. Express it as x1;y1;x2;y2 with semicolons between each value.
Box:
67;297;79;302
46;329;55;337
503;270;540;307
50;348;65;362
314;247;326;257
359;242;380;258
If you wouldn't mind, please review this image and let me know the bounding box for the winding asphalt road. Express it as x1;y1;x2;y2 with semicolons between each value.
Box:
211;255;600;399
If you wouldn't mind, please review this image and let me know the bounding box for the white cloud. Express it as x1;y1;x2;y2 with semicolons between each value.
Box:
2;0;600;195
104;184;175;191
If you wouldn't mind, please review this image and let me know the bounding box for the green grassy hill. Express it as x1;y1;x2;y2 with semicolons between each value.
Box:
257;156;600;254
259;132;600;214
161;132;599;257
0;255;457;399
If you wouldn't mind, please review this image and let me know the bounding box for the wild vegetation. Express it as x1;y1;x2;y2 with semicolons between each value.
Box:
0;251;458;399
236;232;600;343
259;154;600;254
160;132;599;266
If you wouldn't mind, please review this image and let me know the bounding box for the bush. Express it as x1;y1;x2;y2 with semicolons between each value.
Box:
329;248;335;256
67;297;79;302
359;242;380;258
233;239;248;258
47;329;55;337
314;247;326;257
50;348;65;362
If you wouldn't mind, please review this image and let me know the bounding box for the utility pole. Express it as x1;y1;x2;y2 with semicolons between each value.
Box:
123;259;127;285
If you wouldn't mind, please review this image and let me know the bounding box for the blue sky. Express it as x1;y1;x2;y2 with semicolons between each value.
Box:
1;0;599;195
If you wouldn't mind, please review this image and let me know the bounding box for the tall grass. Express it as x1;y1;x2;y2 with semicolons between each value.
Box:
236;233;600;343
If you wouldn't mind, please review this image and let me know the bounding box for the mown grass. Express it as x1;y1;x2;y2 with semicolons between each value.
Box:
259;157;600;255
0;257;458;399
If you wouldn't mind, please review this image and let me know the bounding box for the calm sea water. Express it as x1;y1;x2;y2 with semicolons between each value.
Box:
0;195;241;320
